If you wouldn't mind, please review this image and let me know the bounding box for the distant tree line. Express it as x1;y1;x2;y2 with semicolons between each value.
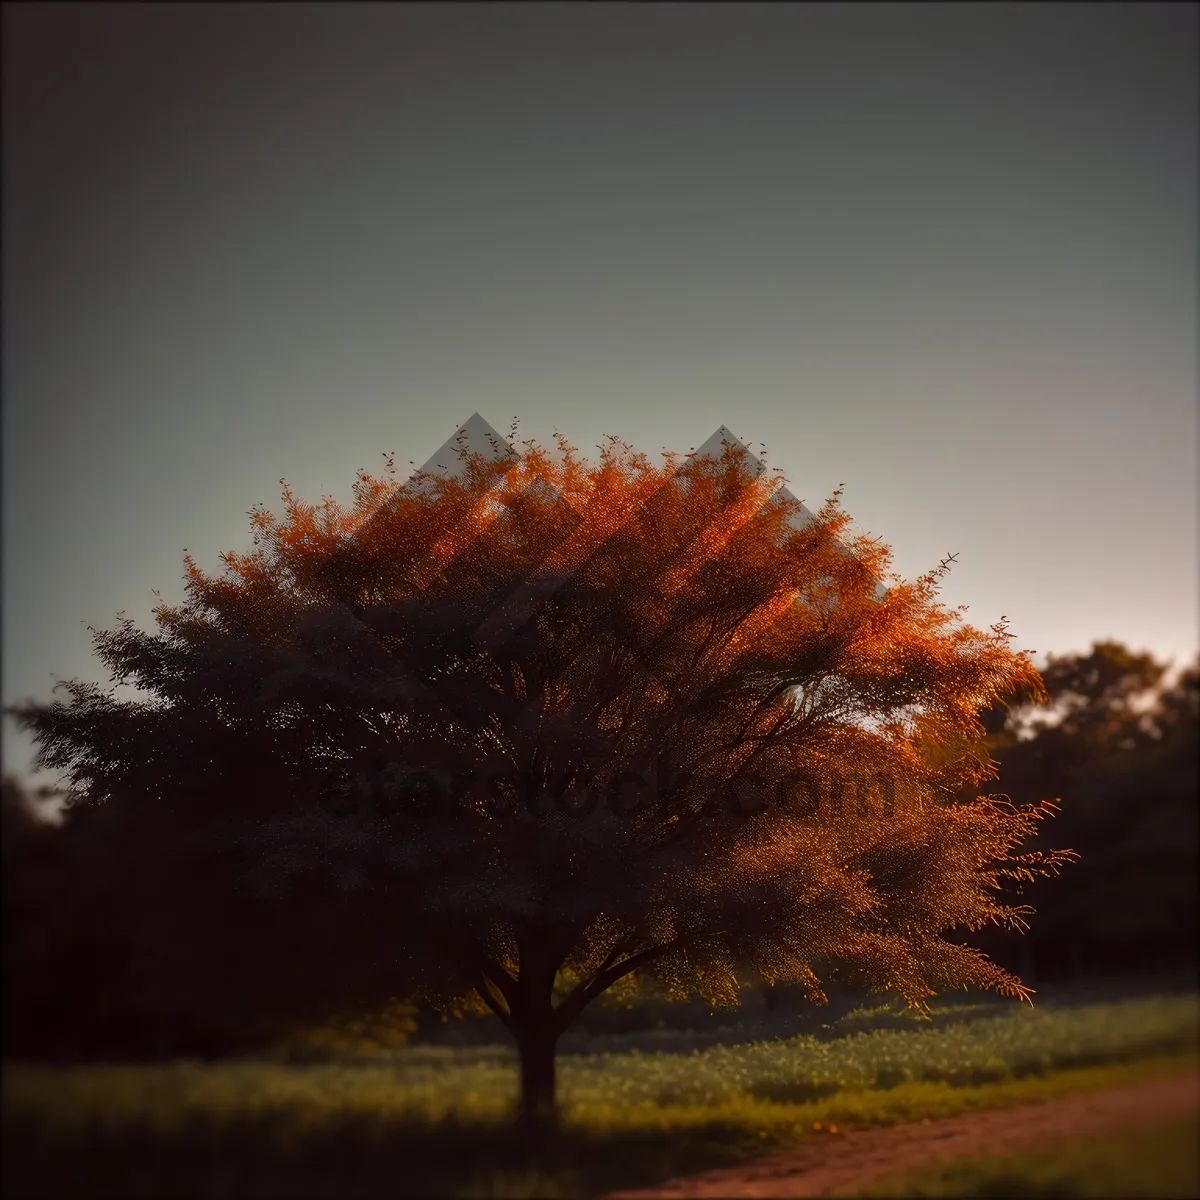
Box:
962;641;1198;985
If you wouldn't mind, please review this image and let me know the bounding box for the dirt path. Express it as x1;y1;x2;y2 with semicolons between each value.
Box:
605;1068;1200;1198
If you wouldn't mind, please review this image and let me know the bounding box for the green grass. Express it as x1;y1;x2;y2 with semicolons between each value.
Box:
852;1116;1200;1197
3;993;1197;1199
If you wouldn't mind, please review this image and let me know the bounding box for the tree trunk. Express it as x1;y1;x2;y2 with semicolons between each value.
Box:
516;1017;560;1139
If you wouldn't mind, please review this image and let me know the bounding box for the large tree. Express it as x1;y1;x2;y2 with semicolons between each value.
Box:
8;432;1073;1129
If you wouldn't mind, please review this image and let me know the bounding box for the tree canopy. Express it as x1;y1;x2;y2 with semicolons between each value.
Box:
7;432;1074;1125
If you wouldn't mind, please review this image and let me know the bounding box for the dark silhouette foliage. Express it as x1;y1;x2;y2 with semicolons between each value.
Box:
967;643;1198;983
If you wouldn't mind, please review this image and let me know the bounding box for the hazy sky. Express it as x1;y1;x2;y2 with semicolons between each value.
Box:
4;3;1197;782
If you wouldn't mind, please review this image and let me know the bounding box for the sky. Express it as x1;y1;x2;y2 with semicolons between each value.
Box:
3;3;1197;784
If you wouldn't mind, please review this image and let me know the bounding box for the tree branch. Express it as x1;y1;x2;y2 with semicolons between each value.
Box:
553;936;685;1031
461;939;521;1024
479;956;519;1008
554;937;631;1019
472;969;516;1036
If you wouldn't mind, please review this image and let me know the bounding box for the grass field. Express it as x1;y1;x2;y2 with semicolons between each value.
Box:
3;992;1197;1198
854;1116;1200;1197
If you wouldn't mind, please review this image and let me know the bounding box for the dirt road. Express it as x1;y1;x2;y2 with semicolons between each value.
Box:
605;1068;1200;1198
